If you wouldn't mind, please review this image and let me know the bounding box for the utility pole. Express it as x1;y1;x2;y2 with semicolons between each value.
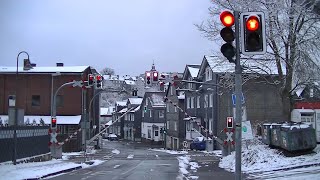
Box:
234;11;243;180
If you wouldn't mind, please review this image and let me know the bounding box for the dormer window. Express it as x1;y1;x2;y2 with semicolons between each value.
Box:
205;67;212;81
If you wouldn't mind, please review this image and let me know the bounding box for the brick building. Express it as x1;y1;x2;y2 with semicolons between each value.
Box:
0;64;100;151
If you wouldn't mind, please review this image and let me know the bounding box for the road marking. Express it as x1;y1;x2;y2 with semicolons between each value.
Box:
83;171;92;175
114;165;121;169
121;160;144;175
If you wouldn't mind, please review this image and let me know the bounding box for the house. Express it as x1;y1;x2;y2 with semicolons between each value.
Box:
291;82;320;142
0;63;99;152
184;56;287;150
100;106;115;128
110;101;127;137
164;82;185;150
181;64;206;142
141;91;166;144
124;97;143;141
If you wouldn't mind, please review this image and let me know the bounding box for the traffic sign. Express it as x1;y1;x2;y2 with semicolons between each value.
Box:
183;141;188;148
231;93;245;106
50;132;58;144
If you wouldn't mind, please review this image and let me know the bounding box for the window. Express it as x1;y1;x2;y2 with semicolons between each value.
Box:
204;95;208;108
188;77;193;89
159;110;164;118
170;86;174;95
186;97;190;109
191;97;195;108
142;110;144;117
56;95;63;107
209;94;213;107
150;110;152;117
209;119;213;134
32;95;40;107
155;130;159;136
197;96;200;108
175;106;177;112
167;104;170;112
174;122;177;131
205;67;212;81
167;121;170;129
148;129;151;138
310;88;314;98
146;99;148;106
186;122;190;131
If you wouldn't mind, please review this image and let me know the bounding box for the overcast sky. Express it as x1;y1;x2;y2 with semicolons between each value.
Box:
0;0;216;76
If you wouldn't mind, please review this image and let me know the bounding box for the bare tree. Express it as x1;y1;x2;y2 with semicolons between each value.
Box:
196;0;320;117
100;67;115;75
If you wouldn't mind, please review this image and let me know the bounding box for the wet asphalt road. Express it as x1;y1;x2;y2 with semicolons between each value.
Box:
50;140;236;180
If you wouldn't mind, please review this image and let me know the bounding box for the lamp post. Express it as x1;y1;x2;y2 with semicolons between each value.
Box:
13;51;30;165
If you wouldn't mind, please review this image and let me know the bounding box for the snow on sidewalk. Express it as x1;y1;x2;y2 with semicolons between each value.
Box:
0;152;104;180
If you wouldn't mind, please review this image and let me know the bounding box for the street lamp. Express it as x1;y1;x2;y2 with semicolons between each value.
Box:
13;51;31;165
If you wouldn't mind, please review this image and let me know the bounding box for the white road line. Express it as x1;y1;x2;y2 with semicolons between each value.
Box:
114;165;121;168
121;160;144;175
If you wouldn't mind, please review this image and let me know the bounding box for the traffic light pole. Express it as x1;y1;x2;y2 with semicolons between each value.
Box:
234;11;242;180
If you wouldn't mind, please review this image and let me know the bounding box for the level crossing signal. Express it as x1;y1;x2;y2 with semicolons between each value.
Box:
146;72;151;84
227;117;233;128
88;74;94;86
220;10;236;63
240;12;266;55
96;75;103;89
51;117;57;129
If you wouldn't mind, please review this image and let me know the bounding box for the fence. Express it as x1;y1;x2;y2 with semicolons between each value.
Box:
0;126;49;163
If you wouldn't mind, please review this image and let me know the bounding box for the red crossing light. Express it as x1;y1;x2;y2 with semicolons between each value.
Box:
51;117;57;128
220;11;234;27
246;15;259;31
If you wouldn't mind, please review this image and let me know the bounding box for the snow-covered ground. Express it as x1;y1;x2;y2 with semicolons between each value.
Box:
219;139;320;179
176;155;200;180
0;152;104;180
149;148;188;155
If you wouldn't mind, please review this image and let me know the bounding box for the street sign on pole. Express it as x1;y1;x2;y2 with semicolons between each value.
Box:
232;93;245;106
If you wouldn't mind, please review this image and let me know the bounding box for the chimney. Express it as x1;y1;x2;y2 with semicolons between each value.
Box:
56;63;64;67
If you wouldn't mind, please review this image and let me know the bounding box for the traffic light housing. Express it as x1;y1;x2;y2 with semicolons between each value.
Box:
146;72;151;85
144;106;147;112
88;74;94;86
240;12;266;55
51;117;57;129
227;117;233;128
96;75;103;89
153;72;158;81
220;10;236;63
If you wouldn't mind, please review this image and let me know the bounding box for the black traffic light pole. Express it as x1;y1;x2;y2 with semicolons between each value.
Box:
234;11;243;180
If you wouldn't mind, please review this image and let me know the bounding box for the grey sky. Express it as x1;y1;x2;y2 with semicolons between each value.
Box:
0;0;215;76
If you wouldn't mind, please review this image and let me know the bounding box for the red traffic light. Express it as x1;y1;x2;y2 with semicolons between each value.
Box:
96;75;102;81
220;11;234;27
227;117;233;128
246;15;259;31
51;117;57;128
153;72;158;77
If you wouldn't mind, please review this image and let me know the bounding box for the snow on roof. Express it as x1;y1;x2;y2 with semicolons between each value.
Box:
0;115;81;125
150;94;166;107
125;80;135;85
100;106;115;116
100;108;109;116
116;101;127;106
105;120;112;126
188;66;199;77
0;66;89;74
205;56;284;75
119;107;128;113
128;98;143;105
130;105;141;112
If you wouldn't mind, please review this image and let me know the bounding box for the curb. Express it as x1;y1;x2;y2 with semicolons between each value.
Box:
25;165;82;180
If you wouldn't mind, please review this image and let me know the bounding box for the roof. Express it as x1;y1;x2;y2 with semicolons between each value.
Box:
128;98;143;105
0;115;81;125
188;66;200;78
119;107;128;113
0;66;89;74
150;93;166;107
125;80;136;85
203;55;284;75
130;105;141;112
116;101;127;106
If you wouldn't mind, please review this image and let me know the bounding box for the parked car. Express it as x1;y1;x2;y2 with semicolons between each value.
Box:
190;136;206;151
105;133;118;141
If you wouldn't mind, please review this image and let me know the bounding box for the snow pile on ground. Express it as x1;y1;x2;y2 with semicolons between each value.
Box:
201;150;222;157
219;139;320;173
176;155;200;180
149;148;188;154
112;149;120;154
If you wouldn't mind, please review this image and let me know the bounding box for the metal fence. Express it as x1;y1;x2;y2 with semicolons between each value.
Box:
0;126;49;163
